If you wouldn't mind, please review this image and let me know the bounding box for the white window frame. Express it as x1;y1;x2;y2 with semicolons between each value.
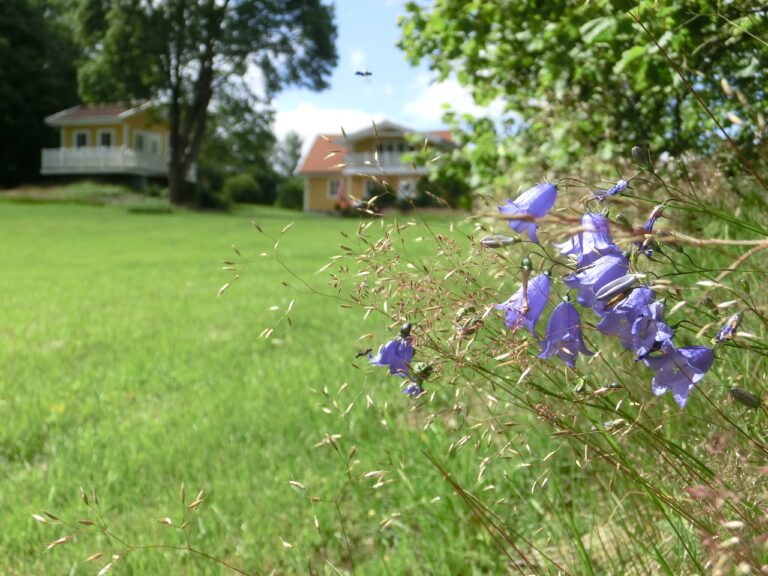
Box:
134;130;162;154
327;178;340;199
97;128;116;148
134;132;146;152
73;130;89;148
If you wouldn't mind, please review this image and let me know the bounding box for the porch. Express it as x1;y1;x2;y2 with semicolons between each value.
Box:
41;147;196;182
343;151;429;176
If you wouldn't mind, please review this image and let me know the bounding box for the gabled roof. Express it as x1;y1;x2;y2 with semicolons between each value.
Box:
45;102;155;126
296;122;453;175
296;135;348;175
343;120;453;146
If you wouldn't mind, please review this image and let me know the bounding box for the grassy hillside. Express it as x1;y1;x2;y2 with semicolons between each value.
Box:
0;200;498;574
2;182;768;575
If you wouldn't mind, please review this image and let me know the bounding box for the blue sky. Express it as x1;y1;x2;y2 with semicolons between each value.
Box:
272;0;499;150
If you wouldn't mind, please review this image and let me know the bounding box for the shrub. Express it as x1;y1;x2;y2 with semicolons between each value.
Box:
275;176;304;210
221;173;263;204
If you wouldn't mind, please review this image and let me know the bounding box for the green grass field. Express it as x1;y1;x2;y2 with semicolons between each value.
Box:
0;199;507;574
3;184;768;575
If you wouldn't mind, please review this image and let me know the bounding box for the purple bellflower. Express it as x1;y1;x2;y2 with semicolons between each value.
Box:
643;339;714;408
563;253;630;308
596;287;673;357
716;313;742;342
644;205;664;232
402;381;425;397
496;273;551;333
538;302;594;367
596;286;655;327
498;183;557;244
634;205;664;257
554;212;620;267
597;286;674;359
626;301;675;358
370;335;414;377
595;179;628;201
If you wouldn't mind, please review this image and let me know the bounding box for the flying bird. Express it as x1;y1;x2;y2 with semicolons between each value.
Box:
355;69;372;77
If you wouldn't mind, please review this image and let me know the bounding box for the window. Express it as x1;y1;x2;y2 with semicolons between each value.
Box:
74;131;89;148
134;133;145;152
328;179;340;199
97;130;113;147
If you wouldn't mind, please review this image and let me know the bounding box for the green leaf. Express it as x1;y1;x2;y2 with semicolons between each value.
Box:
579;17;617;45
613;45;646;74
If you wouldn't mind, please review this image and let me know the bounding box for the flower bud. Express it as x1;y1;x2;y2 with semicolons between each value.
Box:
740;279;751;294
399;322;412;338
595;274;640;301
521;256;533;272
730;386;762;409
479;235;518;248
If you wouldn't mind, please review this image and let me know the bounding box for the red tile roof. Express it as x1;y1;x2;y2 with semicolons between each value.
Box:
297;135;348;175
427;130;453;141
58;105;132;119
297;129;452;175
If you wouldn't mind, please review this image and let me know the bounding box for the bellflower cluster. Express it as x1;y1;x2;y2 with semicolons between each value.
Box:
493;179;715;408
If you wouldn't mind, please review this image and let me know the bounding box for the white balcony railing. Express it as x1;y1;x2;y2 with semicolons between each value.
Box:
41;147;169;177
343;151;428;175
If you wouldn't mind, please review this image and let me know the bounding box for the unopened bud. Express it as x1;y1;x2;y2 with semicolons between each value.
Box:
740;279;751;294
479;234;518;248
631;146;646;165
730;387;762;409
614;214;633;231
399;323;412;338
521;256;533;272
595;274;640;301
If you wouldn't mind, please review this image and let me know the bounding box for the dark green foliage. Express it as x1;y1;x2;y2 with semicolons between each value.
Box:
196;96;279;207
399;0;768;180
413;171;471;209
275;176;304;210
222;173;263;205
0;0;79;186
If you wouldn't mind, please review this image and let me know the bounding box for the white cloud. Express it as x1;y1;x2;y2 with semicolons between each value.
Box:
274;103;385;153
350;48;367;72
402;74;506;126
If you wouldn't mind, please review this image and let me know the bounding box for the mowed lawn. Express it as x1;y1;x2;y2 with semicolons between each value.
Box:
0;201;499;574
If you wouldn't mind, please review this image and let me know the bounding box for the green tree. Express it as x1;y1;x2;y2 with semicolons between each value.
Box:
74;0;337;204
0;0;79;186
196;93;280;205
273;131;304;178
399;0;768;182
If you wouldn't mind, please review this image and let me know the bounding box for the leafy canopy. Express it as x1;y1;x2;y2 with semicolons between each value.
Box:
399;0;768;182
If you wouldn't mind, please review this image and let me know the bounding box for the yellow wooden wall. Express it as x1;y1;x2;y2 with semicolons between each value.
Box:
61;110;169;152
306;177;338;211
306;175;406;211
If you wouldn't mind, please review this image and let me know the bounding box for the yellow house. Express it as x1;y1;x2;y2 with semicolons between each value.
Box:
41;103;194;181
296;120;452;212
